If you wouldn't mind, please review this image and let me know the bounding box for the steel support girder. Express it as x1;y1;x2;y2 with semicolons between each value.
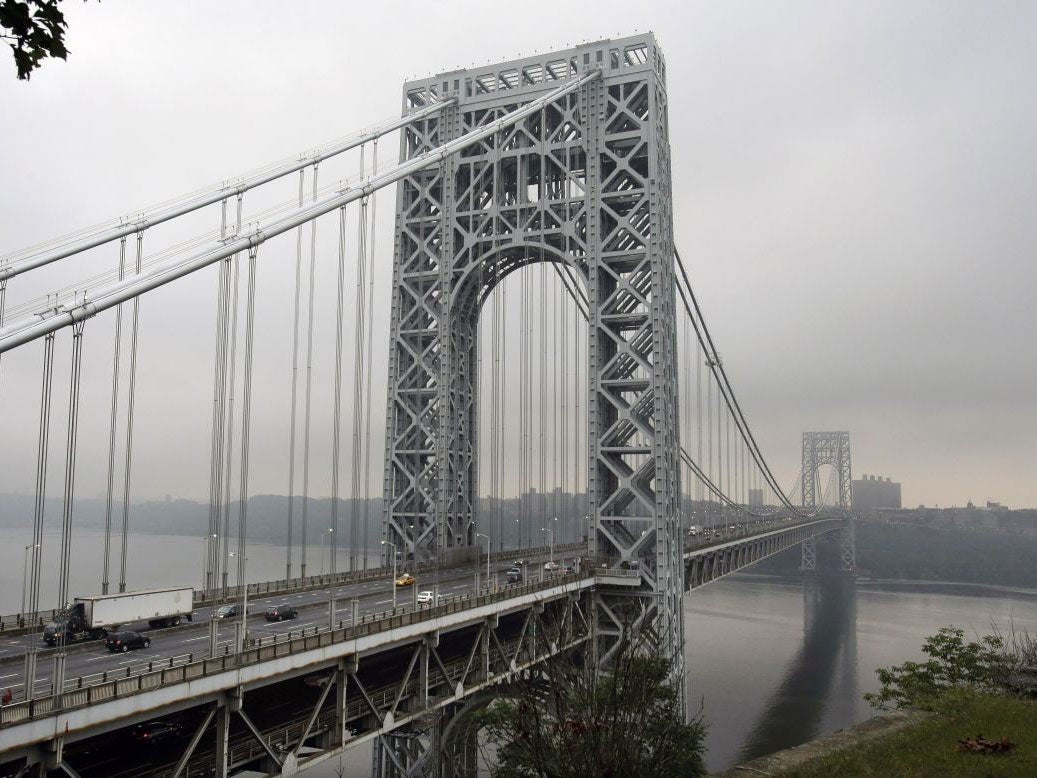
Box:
383;35;683;696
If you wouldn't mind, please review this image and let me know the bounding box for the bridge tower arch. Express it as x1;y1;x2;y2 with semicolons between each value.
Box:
799;431;856;572
382;34;684;680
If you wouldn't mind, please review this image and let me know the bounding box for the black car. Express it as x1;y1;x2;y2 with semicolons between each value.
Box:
131;720;182;744
106;630;150;653
505;567;523;584
264;604;298;622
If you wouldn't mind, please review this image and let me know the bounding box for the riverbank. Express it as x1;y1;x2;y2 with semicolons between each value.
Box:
715;694;1037;777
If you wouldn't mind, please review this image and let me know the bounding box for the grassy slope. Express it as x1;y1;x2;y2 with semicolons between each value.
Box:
782;694;1037;777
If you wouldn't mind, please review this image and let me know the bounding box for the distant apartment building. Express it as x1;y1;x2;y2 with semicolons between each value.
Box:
852;474;902;510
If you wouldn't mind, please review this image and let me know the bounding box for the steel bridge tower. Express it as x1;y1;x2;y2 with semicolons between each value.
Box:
799;430;856;572
381;32;684;690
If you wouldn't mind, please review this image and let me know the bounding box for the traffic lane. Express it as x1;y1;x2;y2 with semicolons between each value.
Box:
0;552;561;662
0;556;514;663
1;558;539;695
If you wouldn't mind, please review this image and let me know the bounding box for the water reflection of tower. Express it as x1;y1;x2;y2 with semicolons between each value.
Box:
736;571;859;764
829;575;859;729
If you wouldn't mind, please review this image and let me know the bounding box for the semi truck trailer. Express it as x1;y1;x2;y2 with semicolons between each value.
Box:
43;587;193;646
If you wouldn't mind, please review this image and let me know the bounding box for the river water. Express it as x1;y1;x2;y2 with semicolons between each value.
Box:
687;571;1037;772
3;531;1036;774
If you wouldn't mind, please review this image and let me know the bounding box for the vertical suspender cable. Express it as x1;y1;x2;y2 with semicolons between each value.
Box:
236;245;259;635
118;231;143;593
498;275;507;551
560;269;567;541
205;251;230;591
552;265;559;526
210;255;232;591
220;252;241;596
361;138;379;570
23;332;55;700
285;169;306;580
574;277;580;533
489;275;499;551
519;260;527;547
334;203;350;579
539;262;546;529
696;334;703;505
53;320;85;704
726;405;732;513
300;163;319;578
349;147;369;574
101;238;126;594
538;106;547;538
706;366;713;533
717;379;724;529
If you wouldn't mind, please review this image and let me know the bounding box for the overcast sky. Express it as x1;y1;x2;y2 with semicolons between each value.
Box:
1;0;1034;511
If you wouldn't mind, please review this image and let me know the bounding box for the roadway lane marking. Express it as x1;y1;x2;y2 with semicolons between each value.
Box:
0;673;17;680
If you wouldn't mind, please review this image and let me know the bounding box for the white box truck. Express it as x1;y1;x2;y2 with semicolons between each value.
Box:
43;587;193;645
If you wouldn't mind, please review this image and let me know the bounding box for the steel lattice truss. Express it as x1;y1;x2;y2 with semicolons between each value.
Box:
801;431;853;509
800;431;856;573
382;35;684;681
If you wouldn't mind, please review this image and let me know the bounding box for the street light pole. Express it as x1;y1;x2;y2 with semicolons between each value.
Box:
228;551;248;652
381;540;397;608
541;527;554;566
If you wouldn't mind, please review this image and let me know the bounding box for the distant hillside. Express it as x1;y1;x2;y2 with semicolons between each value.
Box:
0;493;383;547
754;521;1037;589
0;490;591;548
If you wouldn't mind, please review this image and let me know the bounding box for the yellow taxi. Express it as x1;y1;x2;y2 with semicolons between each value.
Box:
394;573;416;587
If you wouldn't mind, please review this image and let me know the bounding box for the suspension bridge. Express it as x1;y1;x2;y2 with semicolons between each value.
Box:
0;34;855;777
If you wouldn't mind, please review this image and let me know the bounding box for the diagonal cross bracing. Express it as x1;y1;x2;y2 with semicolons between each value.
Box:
382;34;685;694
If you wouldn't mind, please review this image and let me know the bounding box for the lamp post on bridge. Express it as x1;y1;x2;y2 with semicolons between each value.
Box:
381;540;397;608
228;551;248;652
541;526;555;567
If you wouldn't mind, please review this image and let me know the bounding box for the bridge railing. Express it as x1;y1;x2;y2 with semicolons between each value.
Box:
0;542;587;635
0;570;592;728
682;514;840;553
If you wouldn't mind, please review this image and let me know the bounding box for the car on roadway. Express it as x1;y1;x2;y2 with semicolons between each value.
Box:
505;567;523;583
106;630;151;653
563;562;576;574
544;561;561;571
416;590;438;604
131;720;182;744
214;604;249;619
395;573;416;587
264;604;298;622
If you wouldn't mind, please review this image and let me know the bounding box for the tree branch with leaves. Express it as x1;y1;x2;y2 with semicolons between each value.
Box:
478;617;707;777
1;0;81;80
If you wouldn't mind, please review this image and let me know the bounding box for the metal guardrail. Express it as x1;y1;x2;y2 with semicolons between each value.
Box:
0;543;586;634
682;515;840;554
0;570;589;728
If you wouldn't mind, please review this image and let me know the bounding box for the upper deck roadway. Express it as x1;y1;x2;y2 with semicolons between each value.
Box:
0;514;844;776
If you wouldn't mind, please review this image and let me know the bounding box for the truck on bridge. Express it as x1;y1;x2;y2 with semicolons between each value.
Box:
42;587;193;646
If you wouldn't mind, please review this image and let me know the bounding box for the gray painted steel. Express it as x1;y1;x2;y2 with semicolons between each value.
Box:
382;33;685;685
